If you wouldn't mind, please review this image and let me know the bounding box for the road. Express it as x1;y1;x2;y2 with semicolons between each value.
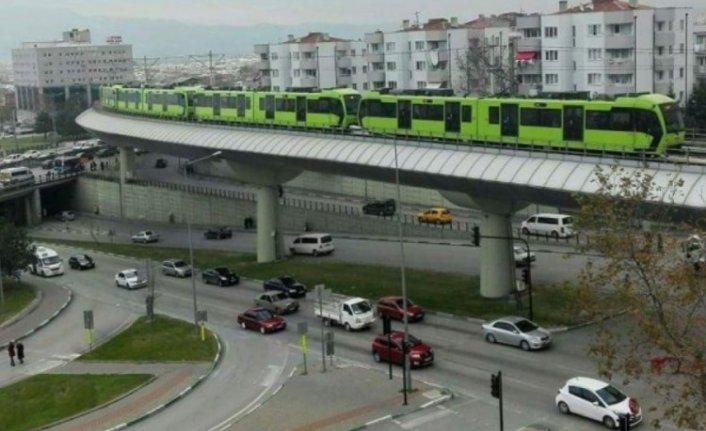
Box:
20;239;678;431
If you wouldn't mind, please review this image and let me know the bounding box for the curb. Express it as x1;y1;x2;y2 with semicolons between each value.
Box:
349;390;455;431
0;285;43;330
0;285;73;351
102;330;224;431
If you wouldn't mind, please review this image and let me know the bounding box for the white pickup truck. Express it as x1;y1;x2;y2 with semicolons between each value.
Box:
314;293;375;331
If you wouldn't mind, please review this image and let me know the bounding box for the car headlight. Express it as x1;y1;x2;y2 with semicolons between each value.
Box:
220;276;227;280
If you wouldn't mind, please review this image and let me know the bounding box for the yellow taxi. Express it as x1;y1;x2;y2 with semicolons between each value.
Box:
417;207;453;225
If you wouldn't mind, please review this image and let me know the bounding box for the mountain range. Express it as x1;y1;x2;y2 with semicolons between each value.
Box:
0;4;388;63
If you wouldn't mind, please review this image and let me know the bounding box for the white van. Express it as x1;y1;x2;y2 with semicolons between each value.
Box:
0;166;35;186
290;233;335;256
28;246;64;277
521;213;574;238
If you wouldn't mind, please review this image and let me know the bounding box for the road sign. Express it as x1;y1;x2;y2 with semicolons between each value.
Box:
197;310;208;322
83;310;94;329
298;321;308;335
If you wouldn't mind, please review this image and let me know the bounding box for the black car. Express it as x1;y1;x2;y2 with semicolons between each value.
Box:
68;254;95;270
202;267;240;286
204;227;233;240
362;199;396;217
263;276;307;298
155;158;168;168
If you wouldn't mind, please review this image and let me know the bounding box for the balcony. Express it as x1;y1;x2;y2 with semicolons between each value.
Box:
337;75;352;86
426;68;449;83
604;34;634;48
366;51;384;63
655;32;675;47
695;43;706;55
518;83;542;96
696;65;706;77
516;61;540;74
367;70;385;82
298;58;317;69
365;32;384;45
517;38;541;52
654;83;674;96
257;59;270;70
294;76;317;88
655;56;674;68
337;56;352;68
604;58;634;72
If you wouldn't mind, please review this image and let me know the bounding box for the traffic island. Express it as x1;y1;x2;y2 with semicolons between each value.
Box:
0;281;39;327
230;363;452;431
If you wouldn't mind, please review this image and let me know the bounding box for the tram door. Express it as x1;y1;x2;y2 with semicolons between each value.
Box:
237;95;246;118
500;103;519;137
563;106;584;141
398;100;412;129
445;102;461;133
296;96;307;122
265;95;275;120
213;94;221;116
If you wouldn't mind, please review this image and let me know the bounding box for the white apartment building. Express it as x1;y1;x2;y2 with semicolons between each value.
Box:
254;33;367;91
12;29;133;112
695;17;706;87
515;0;695;104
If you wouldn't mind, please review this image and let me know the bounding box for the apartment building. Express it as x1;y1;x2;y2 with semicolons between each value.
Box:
254;33;367;91
515;0;694;103
695;17;706;87
12;29;133;112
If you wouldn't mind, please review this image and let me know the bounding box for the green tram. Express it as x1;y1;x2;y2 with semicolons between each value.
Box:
358;92;685;154
101;85;361;129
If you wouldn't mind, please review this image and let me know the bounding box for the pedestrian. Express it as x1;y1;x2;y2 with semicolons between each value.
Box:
8;341;15;366
16;341;24;365
100;161;105;171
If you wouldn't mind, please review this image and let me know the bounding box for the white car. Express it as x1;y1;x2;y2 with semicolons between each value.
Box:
2;153;26;165
513;245;536;266
115;269;147;290
131;230;159;243
23;150;42;159
555;377;642;429
56;210;76;221
289;233;335;256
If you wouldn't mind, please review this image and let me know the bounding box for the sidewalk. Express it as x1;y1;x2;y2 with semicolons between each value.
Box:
228;363;452;431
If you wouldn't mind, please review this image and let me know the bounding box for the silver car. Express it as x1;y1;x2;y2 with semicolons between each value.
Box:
481;316;551;351
254;291;299;315
161;259;192;278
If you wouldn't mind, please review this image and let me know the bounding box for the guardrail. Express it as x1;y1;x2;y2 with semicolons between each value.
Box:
0;170;82;196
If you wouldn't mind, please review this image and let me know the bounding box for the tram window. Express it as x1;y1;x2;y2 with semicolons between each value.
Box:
461;106;472;122
609;109;632;131
489;107;500;124
520;108;561;127
586;110;610;130
275;98;295;112
413;104;444;121
224;97;237;109
635;110;660;135
381;102;397;118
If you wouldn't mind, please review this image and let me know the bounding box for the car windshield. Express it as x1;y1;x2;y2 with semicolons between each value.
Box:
351;301;372;314
41;256;60;265
256;309;275;320
77;255;89;262
596;385;627;405
215;267;230;275
394;298;415;307
124;270;138;278
273;293;288;301
660;102;685;134
173;261;187;267
281;277;295;286
344;94;360;115
406;334;422;346
514;319;539;332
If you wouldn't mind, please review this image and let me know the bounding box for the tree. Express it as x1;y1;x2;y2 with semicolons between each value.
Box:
55;93;87;138
0;218;34;280
573;165;706;429
455;36;517;96
34;111;53;138
686;82;706;129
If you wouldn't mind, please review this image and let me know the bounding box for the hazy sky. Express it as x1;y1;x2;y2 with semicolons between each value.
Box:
6;0;706;26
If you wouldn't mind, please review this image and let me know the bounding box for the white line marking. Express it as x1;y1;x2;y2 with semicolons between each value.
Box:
260;365;281;387
365;414;392;426
399;407;452;429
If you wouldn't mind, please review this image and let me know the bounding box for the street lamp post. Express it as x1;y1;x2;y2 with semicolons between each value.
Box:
183;150;222;330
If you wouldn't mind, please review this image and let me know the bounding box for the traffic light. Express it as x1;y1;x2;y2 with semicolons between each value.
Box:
521;268;530;284
472;226;480;247
490;372;502;399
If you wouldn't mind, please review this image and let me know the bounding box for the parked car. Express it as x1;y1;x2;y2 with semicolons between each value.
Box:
237;308;287;334
204;227;233;240
362;199;396;216
23;149;42;159
521;213;574;239
155;158;168;168
115;269;147;290
416;207;452;224
161;259;192;278
289;233;335;256
376;296;425;322
68;254;95;270
41;158;56;170
513;245;536;267
2;153;26;165
254;291;299;315
56;210;76;221
131;230;159;243
556;377;643;429
95;146;119;158
482;316;552;351
371;330;434;368
263;276;307;298
201;267;240;286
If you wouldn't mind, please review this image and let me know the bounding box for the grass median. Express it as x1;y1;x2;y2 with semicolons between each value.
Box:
0;374;153;431
33;237;580;326
0;280;38;326
81;314;218;361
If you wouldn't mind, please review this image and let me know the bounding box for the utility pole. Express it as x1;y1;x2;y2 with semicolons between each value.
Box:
143;56;149;85
209;50;215;87
508;38;517;96
414;11;421;28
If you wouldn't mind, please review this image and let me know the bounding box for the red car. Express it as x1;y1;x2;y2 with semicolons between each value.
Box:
237;308;287;334
371;330;434;368
376;296;425;322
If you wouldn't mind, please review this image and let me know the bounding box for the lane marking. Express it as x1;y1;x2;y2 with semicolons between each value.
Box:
399;407;453;429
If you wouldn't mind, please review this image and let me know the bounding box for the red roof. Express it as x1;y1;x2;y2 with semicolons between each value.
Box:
556;0;651;14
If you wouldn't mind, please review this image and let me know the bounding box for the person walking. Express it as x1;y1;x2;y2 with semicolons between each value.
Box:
16;342;24;365
8;341;16;366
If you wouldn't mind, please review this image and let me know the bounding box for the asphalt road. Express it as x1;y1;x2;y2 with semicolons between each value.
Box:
24;241;679;431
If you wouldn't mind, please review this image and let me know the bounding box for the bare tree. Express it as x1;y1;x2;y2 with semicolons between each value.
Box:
455;37;517;96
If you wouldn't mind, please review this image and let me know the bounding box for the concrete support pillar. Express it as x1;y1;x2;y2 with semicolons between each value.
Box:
479;211;516;298
256;185;281;263
86;83;92;106
65;85;71;102
118;148;136;219
24;195;32;227
30;188;42;225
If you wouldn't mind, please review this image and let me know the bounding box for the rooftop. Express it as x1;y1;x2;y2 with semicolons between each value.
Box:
284;32;348;44
556;0;651;14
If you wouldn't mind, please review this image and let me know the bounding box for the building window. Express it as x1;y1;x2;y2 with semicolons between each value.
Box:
588;24;601;36
680;43;684;54
680;67;684;78
352;66;357;74
657;46;664;56
387;81;397;89
545;50;558;61
271;69;279;77
669;70;674;79
386;42;395;51
362;65;368;73
352;83;357;89
415;41;425;50
292;52;299;60
417;81;427;88
363;82;369;90
386;62;396;71
668;21;673;31
588;49;602;60
588;73;602;85
657;21;664;31
545;74;558;84
656;70;664;80
680;19;684;31
544;27;558;38
669;45;673;55
271;53;278;60
293;69;301;77
351;49;356;56
415;61;426;70
607;74;633;85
